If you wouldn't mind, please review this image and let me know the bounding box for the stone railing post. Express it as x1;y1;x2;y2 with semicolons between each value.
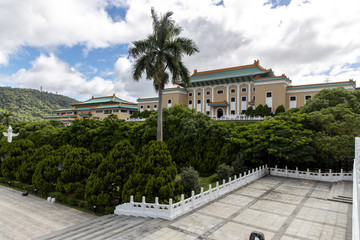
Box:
191;191;195;209
341;169;344;180
319;169;321;181
329;169;332;181
155;197;159;211
130;195;134;204
285;166;288;177
180;194;184;213
142;196;146;214
296;167;298;178
169;198;173;219
209;184;212;201
306;168;310;179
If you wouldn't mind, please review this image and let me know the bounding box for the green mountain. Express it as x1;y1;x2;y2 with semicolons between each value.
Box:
0;87;78;122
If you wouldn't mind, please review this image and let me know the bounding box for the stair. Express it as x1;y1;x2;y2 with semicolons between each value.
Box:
34;214;165;240
327;181;353;204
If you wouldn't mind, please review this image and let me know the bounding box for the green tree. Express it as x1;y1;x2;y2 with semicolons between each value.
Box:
122;140;178;202
85;140;136;207
275;105;286;115
217;163;234;181
180;166;200;196
245;106;254;116
129;8;199;141
0;109;14;126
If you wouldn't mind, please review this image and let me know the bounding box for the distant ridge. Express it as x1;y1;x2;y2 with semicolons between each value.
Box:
0;86;78;122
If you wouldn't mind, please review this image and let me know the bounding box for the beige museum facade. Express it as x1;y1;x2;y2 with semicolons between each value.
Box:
137;60;356;119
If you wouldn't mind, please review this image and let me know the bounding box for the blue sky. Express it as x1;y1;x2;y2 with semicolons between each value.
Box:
0;0;359;101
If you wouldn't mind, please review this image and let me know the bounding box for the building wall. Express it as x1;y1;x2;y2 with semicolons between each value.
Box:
162;92;187;108
254;82;288;112
285;91;316;109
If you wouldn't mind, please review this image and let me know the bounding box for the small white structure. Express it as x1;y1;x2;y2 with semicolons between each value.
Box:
2;125;19;143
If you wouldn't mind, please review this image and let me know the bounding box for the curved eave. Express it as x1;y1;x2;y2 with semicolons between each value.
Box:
189;74;267;87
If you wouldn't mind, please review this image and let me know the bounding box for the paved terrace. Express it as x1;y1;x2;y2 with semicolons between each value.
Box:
0;176;353;240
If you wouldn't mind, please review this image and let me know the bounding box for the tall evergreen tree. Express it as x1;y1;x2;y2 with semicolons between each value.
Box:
129;8;199;141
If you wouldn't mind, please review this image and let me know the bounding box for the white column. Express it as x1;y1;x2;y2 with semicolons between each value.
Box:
211;86;214;118
226;85;229;116
202;87;205;113
237;83;240;114
248;82;251;102
193;88;196;109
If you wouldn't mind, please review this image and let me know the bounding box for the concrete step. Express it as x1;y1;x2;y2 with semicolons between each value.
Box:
35;214;165;240
327;181;353;204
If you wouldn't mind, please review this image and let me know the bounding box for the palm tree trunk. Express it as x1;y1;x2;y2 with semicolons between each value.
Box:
157;86;163;141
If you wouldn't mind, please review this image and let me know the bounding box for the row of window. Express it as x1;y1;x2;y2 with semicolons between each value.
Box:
290;95;312;101
95;109;128;114
188;96;249;105
188;87;255;97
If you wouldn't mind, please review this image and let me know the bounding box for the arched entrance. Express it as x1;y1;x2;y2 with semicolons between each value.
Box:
217;108;224;118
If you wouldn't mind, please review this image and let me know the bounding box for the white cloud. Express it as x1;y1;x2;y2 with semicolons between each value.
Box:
1;0;360;100
9;54;116;100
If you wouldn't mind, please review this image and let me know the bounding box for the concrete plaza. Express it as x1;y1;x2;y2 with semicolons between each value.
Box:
0;176;353;239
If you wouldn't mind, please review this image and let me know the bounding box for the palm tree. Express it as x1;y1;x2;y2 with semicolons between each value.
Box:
0;109;13;126
129;8;199;141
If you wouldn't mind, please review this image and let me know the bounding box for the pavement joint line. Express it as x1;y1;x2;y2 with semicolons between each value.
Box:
199;176;287;238
272;181;318;239
282;232;312;240
217;199;252;208
166;225;202;238
294;216;347;229
345;200;353;239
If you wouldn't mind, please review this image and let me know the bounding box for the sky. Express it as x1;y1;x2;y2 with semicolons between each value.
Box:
0;0;359;102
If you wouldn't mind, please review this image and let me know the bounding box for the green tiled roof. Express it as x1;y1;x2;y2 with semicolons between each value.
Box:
208;102;229;107
254;76;290;82
54;108;73;112
75;96;134;105
138;98;159;102
191;67;270;83
74;107;91;111
94;104;138;110
162;88;187;93
287;81;355;90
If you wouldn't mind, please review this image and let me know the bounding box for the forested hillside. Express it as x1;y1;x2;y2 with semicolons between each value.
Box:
0;87;78;122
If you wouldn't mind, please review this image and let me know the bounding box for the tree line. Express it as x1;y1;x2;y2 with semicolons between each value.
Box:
0;87;358;213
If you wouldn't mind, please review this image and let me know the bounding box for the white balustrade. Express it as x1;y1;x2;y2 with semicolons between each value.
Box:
270;166;352;182
353;137;360;240
125;118;146;122
114;165;267;220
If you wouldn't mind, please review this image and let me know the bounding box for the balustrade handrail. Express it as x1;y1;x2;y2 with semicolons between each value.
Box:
114;165;267;220
353;137;360;240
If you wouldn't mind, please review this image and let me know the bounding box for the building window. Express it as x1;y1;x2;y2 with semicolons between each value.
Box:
231;97;236;102
242;96;246;101
290;96;296;101
242;110;246;114
197;92;201;96
231;110;235;115
197;100;201;104
140;106;144;109
95;110;103;113
168;99;172;104
253;96;255;100
241;87;247;92
206;91;211;95
253;87;255;91
154;105;157;108
231;89;236;93
104;110;112;114
129;111;135;114
206;99;210;103
189;92;193;97
217;90;224;94
189;100;192;104
266;92;272;98
305;95;312;102
66;112;73;115
147;105;150;109
206;111;210;115
113;109;119;113
121;109;127;113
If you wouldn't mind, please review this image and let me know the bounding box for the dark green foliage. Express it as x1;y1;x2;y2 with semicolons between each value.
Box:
231;154;246;176
85;140;136;207
232;112;315;169
130;110;153;119
245;106;255;116
217;164;234;181
275;105;286;115
122;141;178;202
0;86;77;122
1;139;35;180
180;166;200;196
